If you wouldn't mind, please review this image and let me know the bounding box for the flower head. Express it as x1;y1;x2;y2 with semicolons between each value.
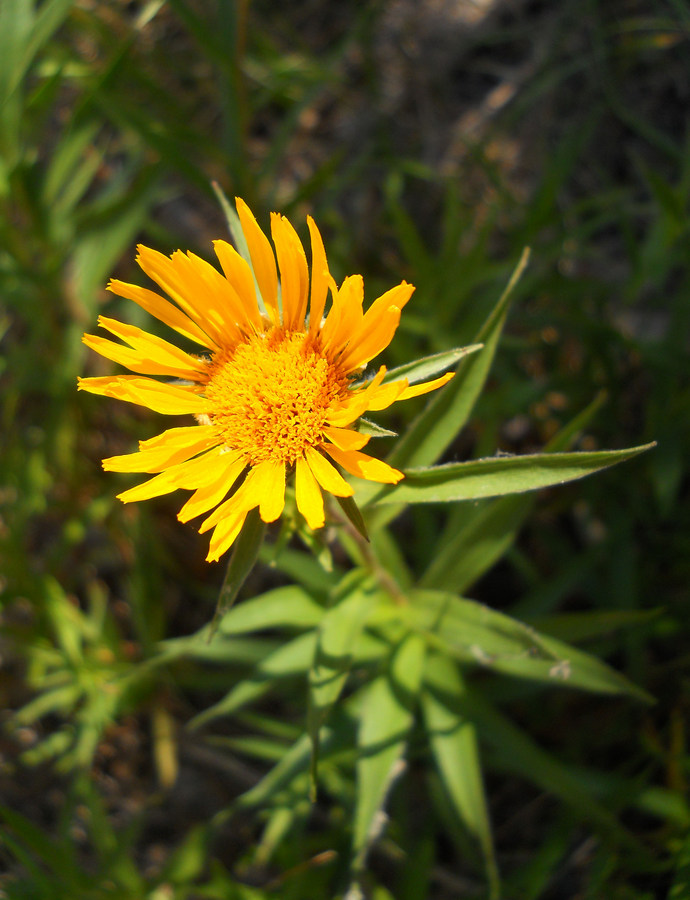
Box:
79;199;452;561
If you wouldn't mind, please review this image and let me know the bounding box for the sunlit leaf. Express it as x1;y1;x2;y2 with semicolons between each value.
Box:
375;444;656;505
353;633;425;868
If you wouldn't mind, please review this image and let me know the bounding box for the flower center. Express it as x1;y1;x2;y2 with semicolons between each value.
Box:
205;328;349;465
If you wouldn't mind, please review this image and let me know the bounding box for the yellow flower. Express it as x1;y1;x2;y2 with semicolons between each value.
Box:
79;199;452;561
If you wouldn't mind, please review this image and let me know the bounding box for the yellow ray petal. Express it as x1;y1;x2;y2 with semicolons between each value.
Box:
198;465;261;533
167;251;245;345
83;334;199;379
116;448;230;503
177;454;247;522
397;372;454;400
271;214;309;331
78;375;208;415
116;470;179;503
235;198;279;325
254;459;286;523
213;240;262;328
338;304;401;373
304;446;354;497
325;445;403;484
136;245;228;347
323;426;370;451
139;425;218;451
295;456;324;529
359;379;408;412
320;275;364;357
206;508;249;562
107;279;216;349
325;367;387;427
184;251;255;338
78;375;124;395
103;430;220;473
339;282;414;370
98;316;209;375
307;216;329;337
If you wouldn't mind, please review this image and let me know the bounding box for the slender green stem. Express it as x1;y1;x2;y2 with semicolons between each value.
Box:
331;500;407;606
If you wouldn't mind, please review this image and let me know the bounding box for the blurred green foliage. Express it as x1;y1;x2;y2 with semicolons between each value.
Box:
1;1;689;898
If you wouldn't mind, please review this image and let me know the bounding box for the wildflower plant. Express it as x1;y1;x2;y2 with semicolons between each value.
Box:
74;193;654;897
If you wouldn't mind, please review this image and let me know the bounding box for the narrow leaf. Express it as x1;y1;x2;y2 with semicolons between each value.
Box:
353;633;425;868
308;586;381;792
190;632;318;730
376;444;656;506
422;653;499;898
426;679;641;845
386;248;530;471
381;344;483;386
420;392;609;591
406;591;652;701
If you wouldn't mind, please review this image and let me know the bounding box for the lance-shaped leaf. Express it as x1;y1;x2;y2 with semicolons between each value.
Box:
217;585;324;636
380;344;482;386
357;249;530;515
388;248;530;471
353;633;426;869
375;443;656;506
189;631;318;730
420;392;608;592
308;584;383;793
426;679;644;847
406;590;652;701
422;653;500;899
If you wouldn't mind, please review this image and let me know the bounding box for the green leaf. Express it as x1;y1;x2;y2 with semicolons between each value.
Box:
216;584;323;636
262;546;341;595
208;507;266;639
427;681;642;847
420;392;609;592
358;249;529;521
336;494;370;541
528;608;663;643
308;585;382;792
422;653;500;899
190;632;318;730
160;824;210;884
385;248;530;472
0;804;81;885
357;419;397;438
375;443;656;506
352;633;426;868
405;590;652;701
236;732;317;811
380;344;483;386
670;830;690;900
